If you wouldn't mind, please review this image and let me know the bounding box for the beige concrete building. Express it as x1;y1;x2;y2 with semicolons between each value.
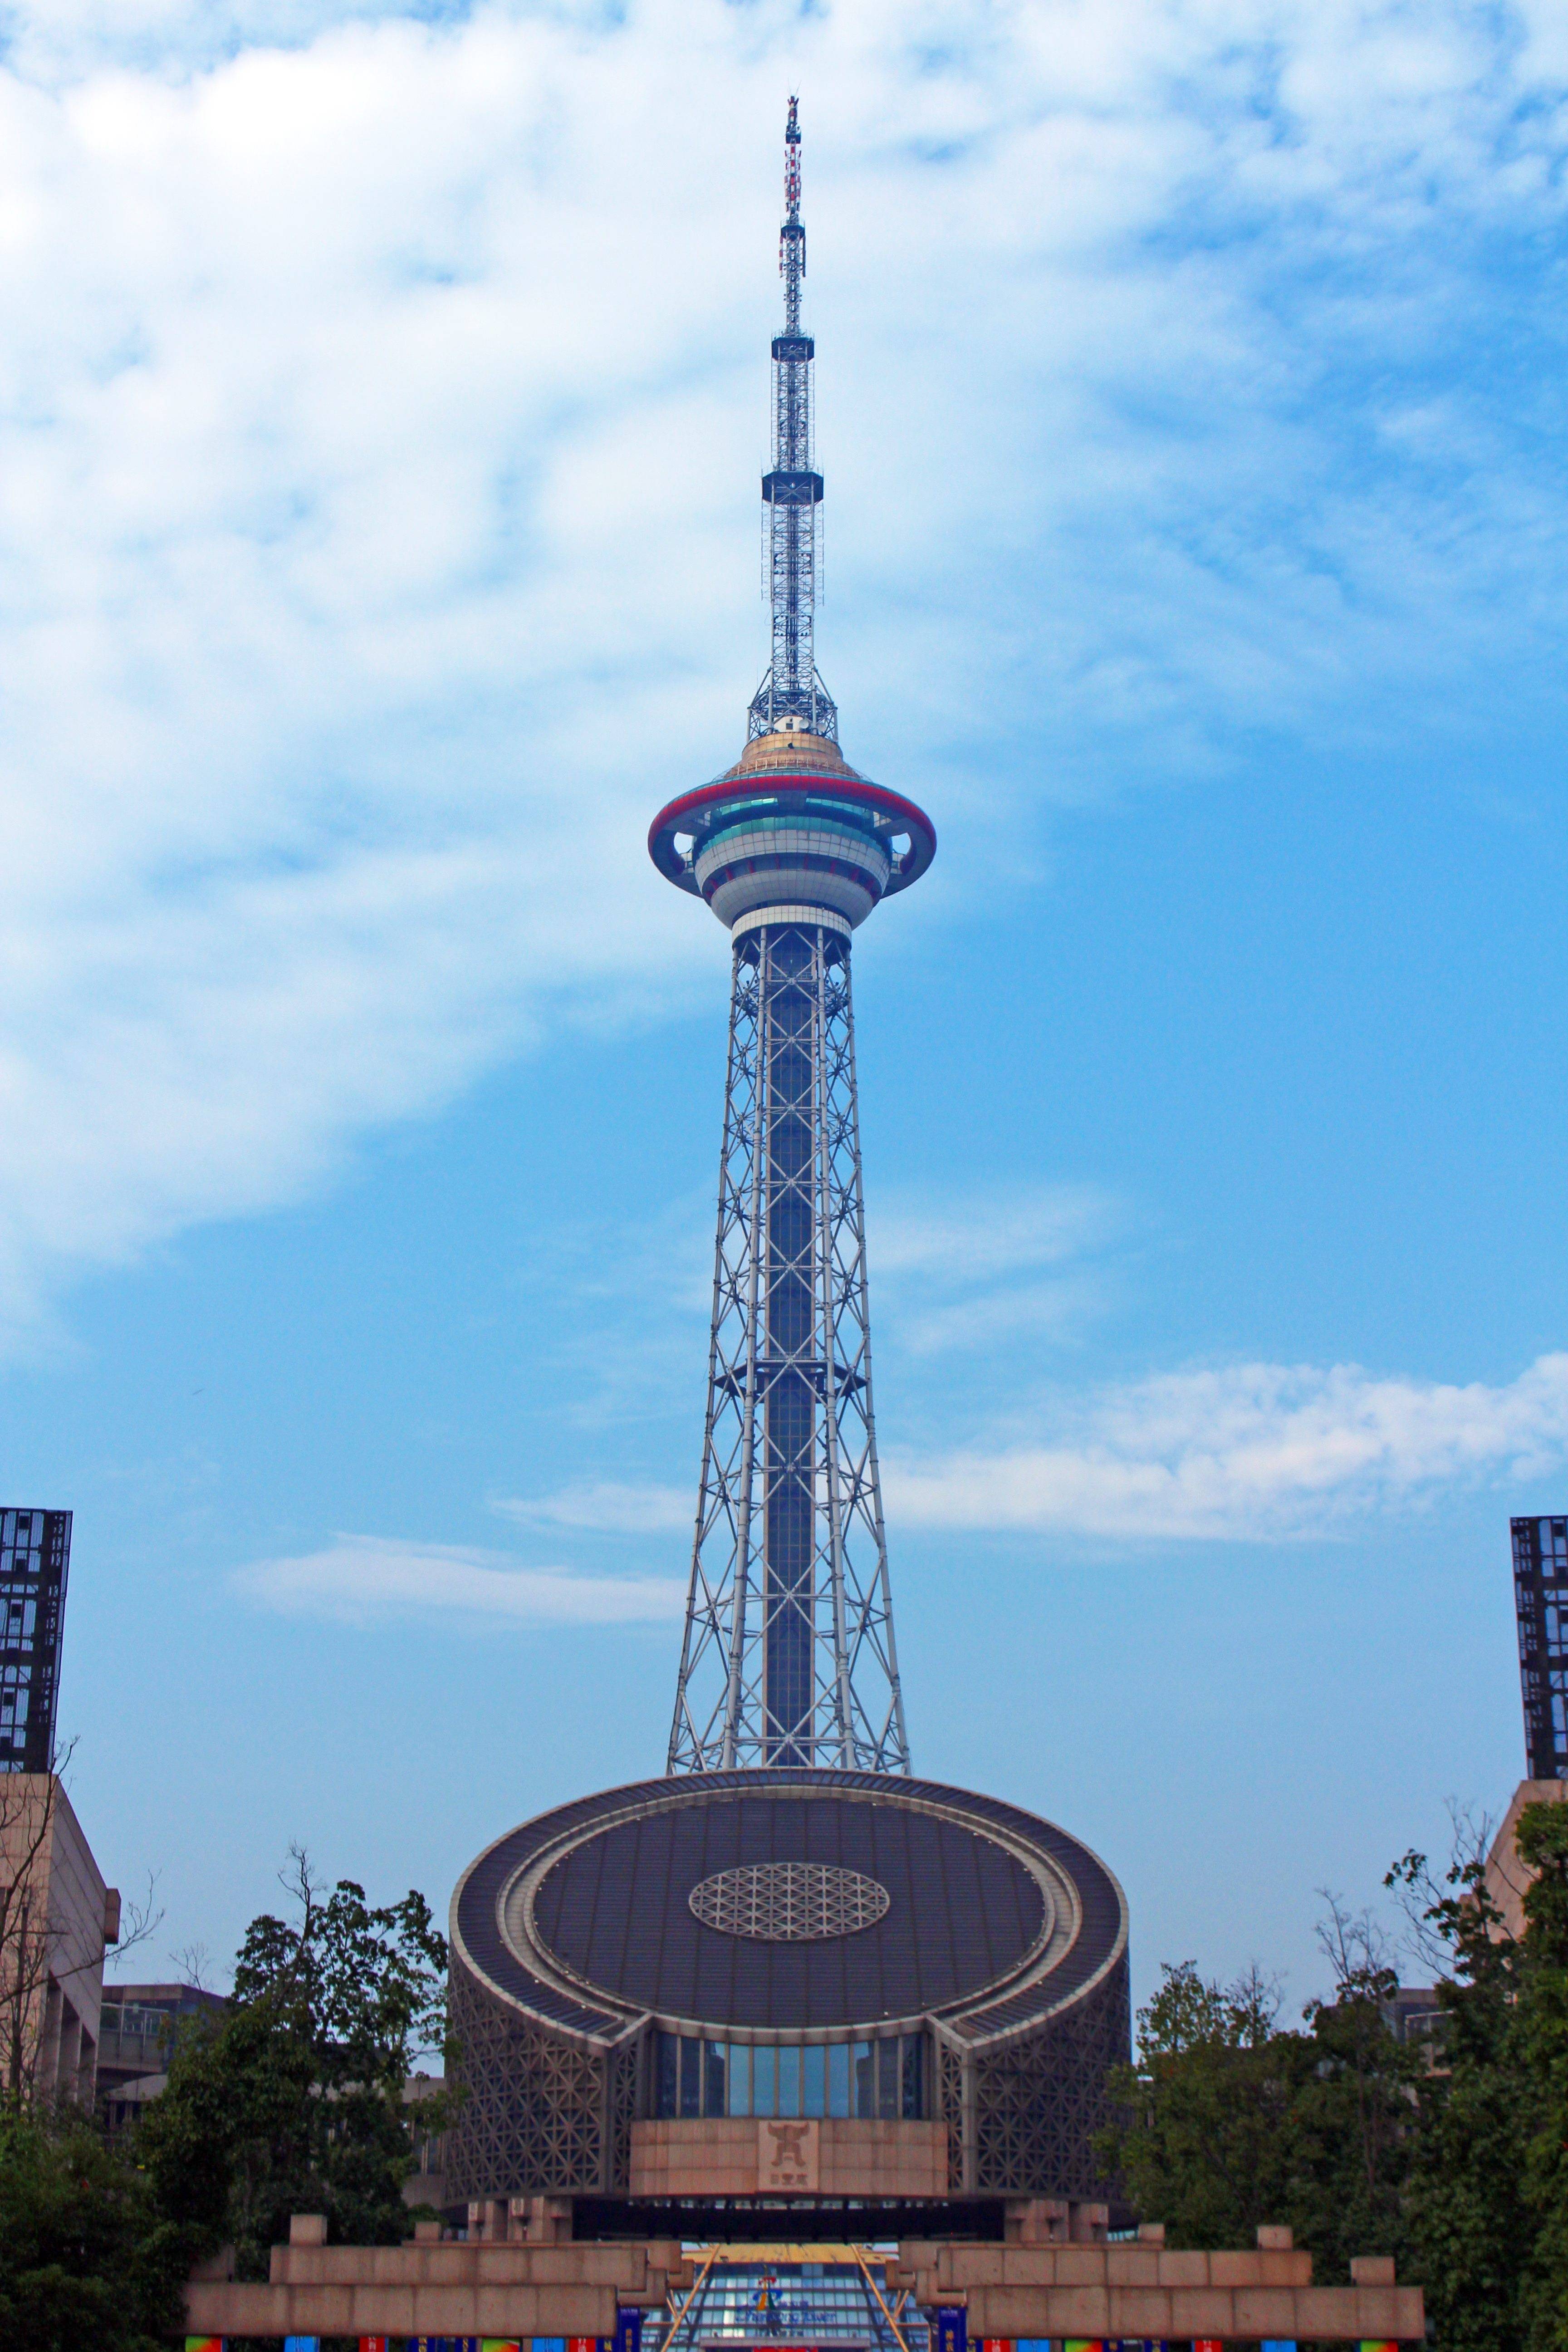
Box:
97;1980;231;2134
1484;1776;1568;1940
0;1771;119;2103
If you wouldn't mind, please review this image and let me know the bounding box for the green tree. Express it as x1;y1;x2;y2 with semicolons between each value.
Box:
1099;1960;1311;2247
0;2101;185;2350
1290;1898;1422;2282
1517;1800;1568;2352
1390;1819;1538;2352
1101;1909;1421;2279
137;1847;451;2281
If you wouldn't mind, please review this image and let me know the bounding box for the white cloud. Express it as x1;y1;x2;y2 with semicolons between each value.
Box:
885;1352;1568;1540
495;1481;692;1535
872;1184;1121;1355
232;1533;686;1624
0;0;1562;1341
873;1185;1116;1284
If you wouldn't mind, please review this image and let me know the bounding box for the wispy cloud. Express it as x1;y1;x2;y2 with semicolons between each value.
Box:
495;1482;692;1536
886;1352;1568;1541
873;1185;1117;1284
872;1184;1122;1355
0;0;1563;1341
232;1535;686;1626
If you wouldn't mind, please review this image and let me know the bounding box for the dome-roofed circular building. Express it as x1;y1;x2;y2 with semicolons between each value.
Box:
446;1768;1128;2224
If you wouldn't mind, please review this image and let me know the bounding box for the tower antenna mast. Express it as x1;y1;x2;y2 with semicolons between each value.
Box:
650;103;935;1774
749;97;836;743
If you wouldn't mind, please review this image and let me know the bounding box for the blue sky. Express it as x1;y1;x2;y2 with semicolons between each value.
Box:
2;0;1566;2014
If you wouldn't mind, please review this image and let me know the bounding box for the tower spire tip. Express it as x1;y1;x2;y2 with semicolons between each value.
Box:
755;98;832;741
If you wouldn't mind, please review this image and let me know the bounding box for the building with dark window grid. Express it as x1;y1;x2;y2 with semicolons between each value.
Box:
1513;1515;1568;1780
446;1769;1128;2228
0;1509;70;1772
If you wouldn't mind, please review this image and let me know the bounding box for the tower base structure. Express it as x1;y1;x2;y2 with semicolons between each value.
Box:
443;1768;1129;2218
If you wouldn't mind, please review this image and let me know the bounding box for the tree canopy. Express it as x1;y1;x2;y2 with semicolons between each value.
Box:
1101;1800;1568;2352
135;1847;451;2280
1100;1930;1421;2278
0;2103;186;2351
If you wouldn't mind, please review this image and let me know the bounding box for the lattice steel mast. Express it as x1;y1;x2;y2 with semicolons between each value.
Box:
650;101;936;1775
749;96;835;744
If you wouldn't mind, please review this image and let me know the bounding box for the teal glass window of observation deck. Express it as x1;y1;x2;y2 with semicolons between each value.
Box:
652;2029;925;2120
698;796;888;855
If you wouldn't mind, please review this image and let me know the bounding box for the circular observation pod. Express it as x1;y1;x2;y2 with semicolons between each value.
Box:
445;1768;1128;2216
649;730;936;930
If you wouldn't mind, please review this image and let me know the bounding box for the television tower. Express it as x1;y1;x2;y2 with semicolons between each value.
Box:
650;100;936;1775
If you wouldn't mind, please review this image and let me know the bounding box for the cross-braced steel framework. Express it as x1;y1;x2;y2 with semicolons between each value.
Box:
668;917;908;1773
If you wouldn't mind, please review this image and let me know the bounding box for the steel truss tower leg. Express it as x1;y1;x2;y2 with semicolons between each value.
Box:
668;918;910;1775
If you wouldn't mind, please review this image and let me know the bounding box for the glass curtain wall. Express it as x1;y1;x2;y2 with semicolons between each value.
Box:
647;2259;928;2352
763;925;817;1764
653;2030;924;2120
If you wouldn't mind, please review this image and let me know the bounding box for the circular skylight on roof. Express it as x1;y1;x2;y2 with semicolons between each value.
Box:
689;1860;890;1943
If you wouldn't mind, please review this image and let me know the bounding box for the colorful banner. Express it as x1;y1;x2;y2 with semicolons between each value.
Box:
185;2339;223;2351
936;2307;968;2352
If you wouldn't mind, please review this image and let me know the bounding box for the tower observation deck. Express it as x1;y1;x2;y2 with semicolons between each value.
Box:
650;100;936;1776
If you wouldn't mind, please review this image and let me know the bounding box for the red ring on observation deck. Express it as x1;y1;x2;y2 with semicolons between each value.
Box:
649;769;937;898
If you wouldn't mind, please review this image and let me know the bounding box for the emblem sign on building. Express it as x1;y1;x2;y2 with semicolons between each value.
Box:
759;2116;820;2191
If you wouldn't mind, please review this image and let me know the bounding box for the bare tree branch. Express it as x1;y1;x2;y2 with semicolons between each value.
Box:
168;1940;213;1992
1314;1886;1394;1993
111;1870;164;1964
1385;1800;1500;1976
1225;1959;1284;2042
